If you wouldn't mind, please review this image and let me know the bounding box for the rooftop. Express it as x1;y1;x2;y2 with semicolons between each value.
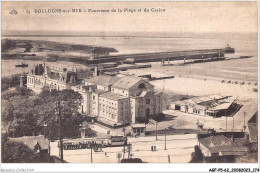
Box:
199;135;248;156
97;116;123;127
131;123;146;128
99;91;128;100
199;135;233;148
9;135;48;150
84;75;120;86
112;76;143;90
174;95;235;110
93;89;108;95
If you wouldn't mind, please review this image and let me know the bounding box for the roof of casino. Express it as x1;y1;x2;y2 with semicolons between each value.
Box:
112;76;144;90
99;91;128;100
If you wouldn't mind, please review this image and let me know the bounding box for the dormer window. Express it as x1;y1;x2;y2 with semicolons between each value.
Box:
138;83;145;89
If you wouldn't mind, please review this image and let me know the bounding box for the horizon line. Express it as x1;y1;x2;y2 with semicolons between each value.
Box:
2;35;196;39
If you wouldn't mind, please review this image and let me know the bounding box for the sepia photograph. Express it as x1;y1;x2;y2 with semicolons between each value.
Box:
1;0;259;172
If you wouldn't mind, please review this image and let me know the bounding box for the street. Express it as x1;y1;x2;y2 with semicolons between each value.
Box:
50;134;197;163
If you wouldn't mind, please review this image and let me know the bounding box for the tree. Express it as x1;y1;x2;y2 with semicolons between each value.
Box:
151;113;166;122
2;140;40;163
1;74;20;92
189;145;204;163
136;117;149;124
2;86;84;138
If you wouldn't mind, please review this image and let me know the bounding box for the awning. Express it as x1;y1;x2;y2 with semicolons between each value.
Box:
97;117;122;127
208;102;233;111
131;123;146;128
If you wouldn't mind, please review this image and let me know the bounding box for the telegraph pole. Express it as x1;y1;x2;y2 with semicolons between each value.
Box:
156;121;158;140
243;111;246;132
164;128;167;150
123;113;126;159
128;143;131;159
91;145;93;163
57;100;64;163
225;110;227;134
232;117;235;141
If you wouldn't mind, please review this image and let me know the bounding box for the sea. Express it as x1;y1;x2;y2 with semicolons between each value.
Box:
1;32;258;81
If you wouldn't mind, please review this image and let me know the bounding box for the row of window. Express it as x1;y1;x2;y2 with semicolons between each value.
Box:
98;98;117;106
193;109;201;114
28;77;67;90
112;88;128;97
28;77;34;84
99;104;117;113
99;109;116;120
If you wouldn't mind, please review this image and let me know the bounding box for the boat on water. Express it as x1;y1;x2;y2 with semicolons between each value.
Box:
15;62;28;68
223;44;235;53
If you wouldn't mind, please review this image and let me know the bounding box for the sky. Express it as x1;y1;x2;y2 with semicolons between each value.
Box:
1;1;258;35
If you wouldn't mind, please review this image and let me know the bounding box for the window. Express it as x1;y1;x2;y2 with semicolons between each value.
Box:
146;99;150;104
138;83;145;89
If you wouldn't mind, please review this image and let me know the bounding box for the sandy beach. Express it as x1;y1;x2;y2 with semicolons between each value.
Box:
127;58;258;101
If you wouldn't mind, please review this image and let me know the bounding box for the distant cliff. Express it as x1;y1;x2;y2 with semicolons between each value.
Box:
2;39;118;53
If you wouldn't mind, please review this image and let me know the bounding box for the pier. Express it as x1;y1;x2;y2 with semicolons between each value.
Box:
82;47;235;65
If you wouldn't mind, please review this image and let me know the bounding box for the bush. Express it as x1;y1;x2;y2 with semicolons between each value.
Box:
136;117;149;124
151;113;166;122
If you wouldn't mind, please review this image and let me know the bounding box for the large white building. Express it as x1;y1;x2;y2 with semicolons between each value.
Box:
27;64;91;93
73;75;163;126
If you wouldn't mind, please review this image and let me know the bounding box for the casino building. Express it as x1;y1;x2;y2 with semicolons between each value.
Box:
73;75;163;126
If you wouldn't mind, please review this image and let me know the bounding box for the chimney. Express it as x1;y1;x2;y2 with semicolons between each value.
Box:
89;87;93;93
37;64;41;75
94;66;98;76
100;68;103;75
